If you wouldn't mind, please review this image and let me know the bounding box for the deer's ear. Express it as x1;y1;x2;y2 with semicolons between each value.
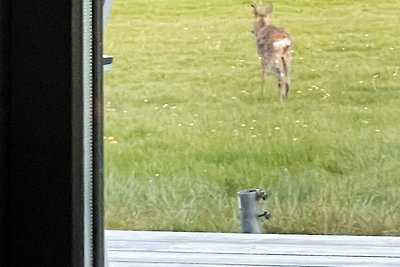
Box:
252;4;258;15
265;3;273;14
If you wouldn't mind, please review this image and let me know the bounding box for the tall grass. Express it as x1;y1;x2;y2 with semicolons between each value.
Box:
104;0;400;235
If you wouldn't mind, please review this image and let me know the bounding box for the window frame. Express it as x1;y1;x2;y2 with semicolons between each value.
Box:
0;1;104;266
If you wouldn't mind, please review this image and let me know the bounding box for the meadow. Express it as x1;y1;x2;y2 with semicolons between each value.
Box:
104;0;400;235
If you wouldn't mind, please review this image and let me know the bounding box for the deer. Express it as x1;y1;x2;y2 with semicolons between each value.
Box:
252;3;292;101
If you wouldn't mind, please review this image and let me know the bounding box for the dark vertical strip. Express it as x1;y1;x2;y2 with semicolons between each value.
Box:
93;0;105;266
0;1;104;265
71;0;85;267
0;0;10;265
7;1;73;266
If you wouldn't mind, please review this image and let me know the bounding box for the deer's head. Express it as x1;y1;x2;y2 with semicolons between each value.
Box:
252;3;273;28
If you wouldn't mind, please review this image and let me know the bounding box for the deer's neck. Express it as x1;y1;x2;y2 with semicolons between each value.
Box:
254;17;270;33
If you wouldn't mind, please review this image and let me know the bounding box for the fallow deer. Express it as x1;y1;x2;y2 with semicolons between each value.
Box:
252;3;292;101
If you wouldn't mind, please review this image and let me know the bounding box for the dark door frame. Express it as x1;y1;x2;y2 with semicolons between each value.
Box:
0;1;104;266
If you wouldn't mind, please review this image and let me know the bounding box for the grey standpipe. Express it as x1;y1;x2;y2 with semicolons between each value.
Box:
238;189;271;234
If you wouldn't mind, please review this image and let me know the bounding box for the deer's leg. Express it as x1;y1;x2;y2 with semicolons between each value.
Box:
281;56;290;100
278;81;284;102
278;81;286;102
284;82;289;100
280;78;289;102
274;68;287;102
279;82;288;102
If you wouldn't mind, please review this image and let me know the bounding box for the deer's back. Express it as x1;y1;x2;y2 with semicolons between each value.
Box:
256;25;291;61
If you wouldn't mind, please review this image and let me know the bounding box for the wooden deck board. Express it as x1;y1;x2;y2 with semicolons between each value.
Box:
106;230;400;266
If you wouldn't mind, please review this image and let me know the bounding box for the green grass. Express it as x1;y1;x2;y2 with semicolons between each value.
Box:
104;0;400;235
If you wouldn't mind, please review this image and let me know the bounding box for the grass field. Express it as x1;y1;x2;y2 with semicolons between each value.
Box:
104;0;400;235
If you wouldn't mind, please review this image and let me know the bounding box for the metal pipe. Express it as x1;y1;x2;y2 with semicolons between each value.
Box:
238;189;270;234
